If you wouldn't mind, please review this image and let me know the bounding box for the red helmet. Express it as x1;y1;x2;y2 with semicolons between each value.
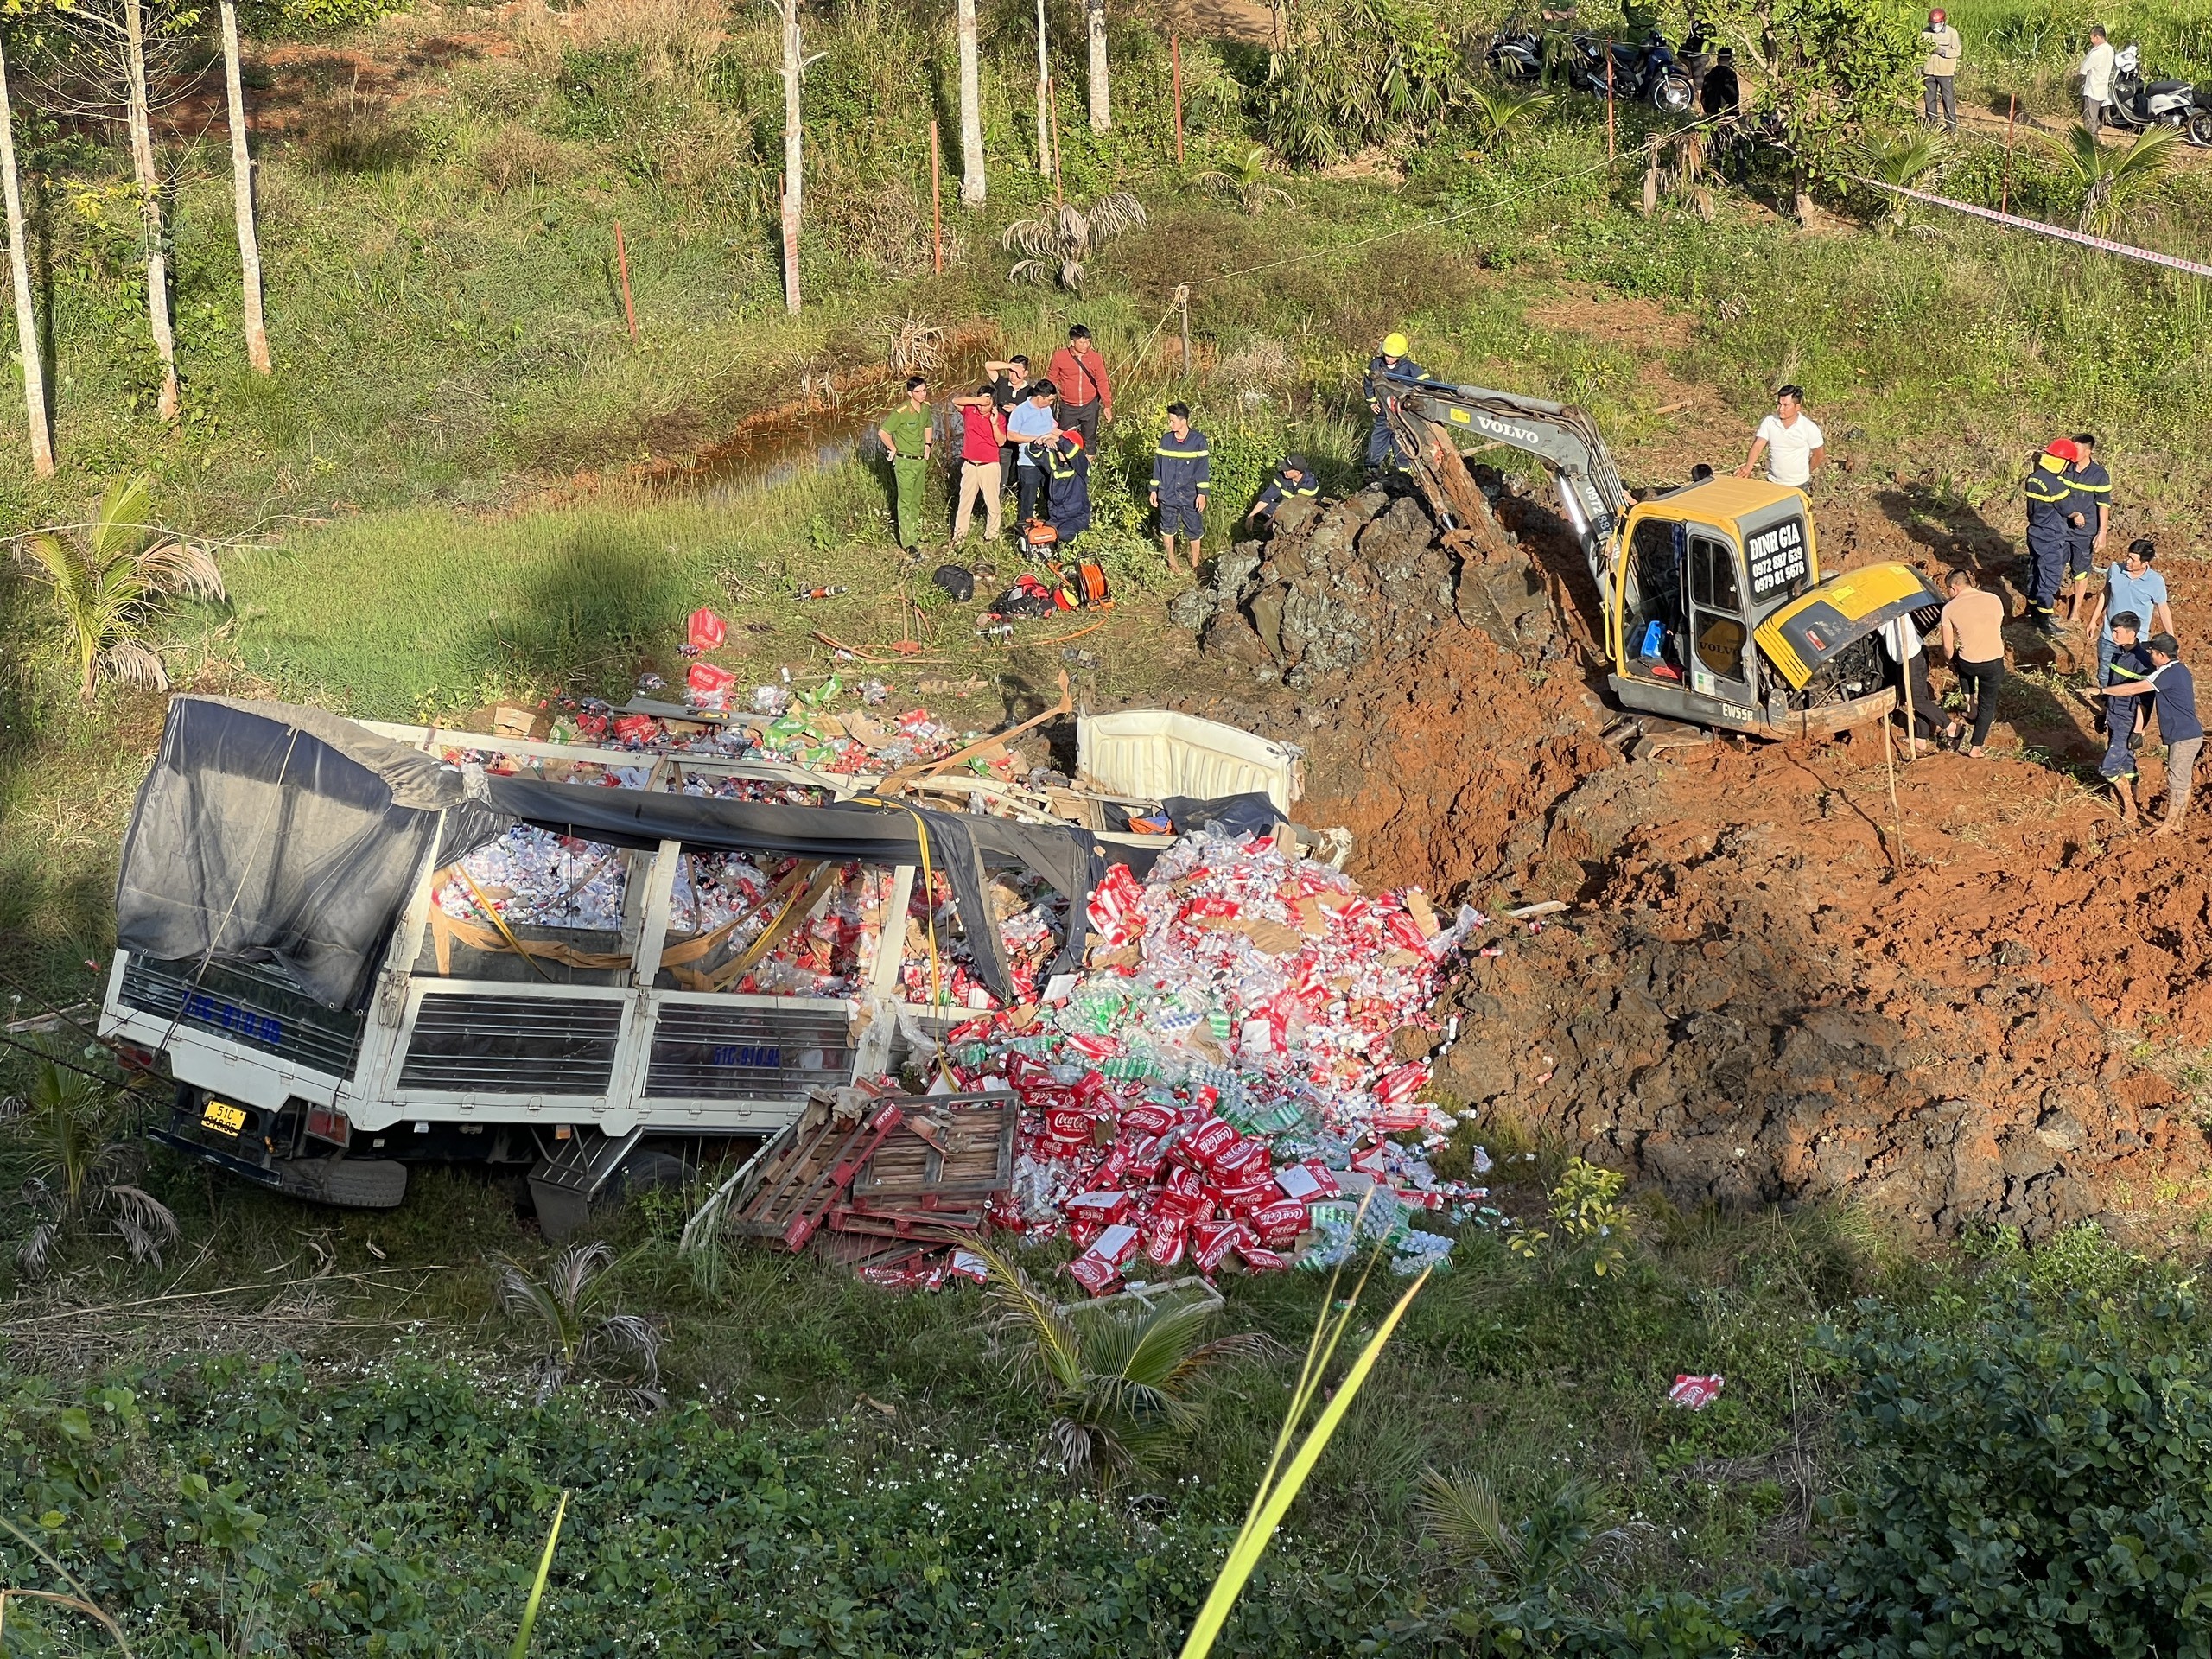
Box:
2044;437;2081;462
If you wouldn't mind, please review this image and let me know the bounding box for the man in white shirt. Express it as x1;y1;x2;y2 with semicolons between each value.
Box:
1736;385;1826;489
2080;25;2115;137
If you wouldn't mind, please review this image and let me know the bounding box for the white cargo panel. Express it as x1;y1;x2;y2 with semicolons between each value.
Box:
1077;710;1302;811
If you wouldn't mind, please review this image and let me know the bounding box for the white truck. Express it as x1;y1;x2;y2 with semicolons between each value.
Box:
99;696;1306;1233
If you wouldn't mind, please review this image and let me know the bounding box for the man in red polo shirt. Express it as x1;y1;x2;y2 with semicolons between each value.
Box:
1047;324;1113;453
950;384;1006;545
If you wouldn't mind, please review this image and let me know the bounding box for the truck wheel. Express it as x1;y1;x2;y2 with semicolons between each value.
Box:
273;1156;409;1209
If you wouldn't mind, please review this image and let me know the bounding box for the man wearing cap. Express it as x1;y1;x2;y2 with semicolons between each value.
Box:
2057;432;2111;626
1363;333;1434;479
1151;402;1211;571
1047;325;1113;453
2022;439;2079;635
1922;10;1961;132
2098;632;2200;834
1248;454;1319;526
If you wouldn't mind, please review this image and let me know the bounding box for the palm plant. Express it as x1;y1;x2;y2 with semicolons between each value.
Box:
1465;86;1554;149
16;474;224;698
1416;1467;1650;1596
1192;145;1292;217
1001;193;1147;289
2048;122;2175;237
1856;130;1947;237
3;1058;177;1278
972;1246;1270;1485
492;1242;664;1409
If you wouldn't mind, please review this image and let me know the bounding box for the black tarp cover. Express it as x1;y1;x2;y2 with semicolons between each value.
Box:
118;698;1102;1013
116;696;507;1011
484;777;1103;1002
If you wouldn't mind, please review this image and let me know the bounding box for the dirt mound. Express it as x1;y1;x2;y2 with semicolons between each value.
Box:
1169;469;2212;1243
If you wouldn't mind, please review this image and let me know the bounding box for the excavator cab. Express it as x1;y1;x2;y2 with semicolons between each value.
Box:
1394;381;1943;740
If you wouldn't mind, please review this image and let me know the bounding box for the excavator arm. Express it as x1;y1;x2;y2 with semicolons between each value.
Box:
1382;378;1629;592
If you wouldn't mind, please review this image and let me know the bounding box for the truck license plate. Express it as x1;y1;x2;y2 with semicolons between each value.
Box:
200;1099;248;1135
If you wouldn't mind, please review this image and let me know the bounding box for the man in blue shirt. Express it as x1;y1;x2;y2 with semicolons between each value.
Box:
2084;538;2172;682
1150;402;1211;571
1007;380;1060;528
2102;633;2201;836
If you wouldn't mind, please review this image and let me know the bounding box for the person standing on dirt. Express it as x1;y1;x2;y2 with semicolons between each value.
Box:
1248;454;1319;528
2021;438;2079;636
1939;568;2007;757
1047;326;1113;453
1736;385;1825;490
2091;612;2154;823
2057;433;2112;626
1151;402;1211;572
2142;636;2202;836
1007;380;1059;528
1880;609;1938;756
2080;25;2116;137
1921;10;1961;133
949;386;1006;548
2085;539;2173;681
1363;333;1434;479
877;375;935;557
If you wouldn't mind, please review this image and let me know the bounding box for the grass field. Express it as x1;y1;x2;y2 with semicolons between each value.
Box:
5;0;2212;1647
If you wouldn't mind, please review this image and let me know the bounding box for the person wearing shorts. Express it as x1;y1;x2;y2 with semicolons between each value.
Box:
1939;568;2007;756
1150;402;1211;572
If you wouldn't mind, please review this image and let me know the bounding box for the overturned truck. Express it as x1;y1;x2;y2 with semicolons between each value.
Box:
99;696;1306;1232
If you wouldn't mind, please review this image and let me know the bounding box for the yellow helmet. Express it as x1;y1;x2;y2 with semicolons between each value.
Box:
1382;332;1409;356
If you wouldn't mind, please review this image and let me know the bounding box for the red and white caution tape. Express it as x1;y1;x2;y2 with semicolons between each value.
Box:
1858;176;2212;279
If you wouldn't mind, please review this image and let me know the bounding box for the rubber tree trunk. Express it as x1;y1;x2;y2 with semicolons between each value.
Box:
123;0;179;421
1086;0;1108;131
957;0;985;204
1033;0;1051;178
219;1;269;373
779;0;801;314
0;39;52;475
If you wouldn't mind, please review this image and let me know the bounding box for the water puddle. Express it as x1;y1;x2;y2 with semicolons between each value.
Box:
658;329;999;502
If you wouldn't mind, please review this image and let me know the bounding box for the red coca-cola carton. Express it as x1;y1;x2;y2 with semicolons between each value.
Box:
687;660;736;696
1211;1138;1267;1181
1252;1197;1309;1243
686;607;728;651
1122;1102;1176;1136
1185;1116;1238;1167
1141;1211;1188;1268
1217;1179;1277;1217
1065;1252;1119;1295
1273;1161;1340;1202
1375;1062;1431;1105
612;714;658;743
1065;1189;1131;1225
1236;1238;1290;1273
1668;1374;1724;1409
1193;1219;1243;1274
986;1193;1027;1231
1125;1135;1172;1183
1067;1221;1141;1292
1044;1106;1096;1141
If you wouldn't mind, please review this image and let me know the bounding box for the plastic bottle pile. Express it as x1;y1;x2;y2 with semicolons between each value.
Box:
438;826;631;931
940;830;1490;1293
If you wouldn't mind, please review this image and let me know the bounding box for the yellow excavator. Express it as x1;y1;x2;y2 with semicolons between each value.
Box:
1384;382;1942;739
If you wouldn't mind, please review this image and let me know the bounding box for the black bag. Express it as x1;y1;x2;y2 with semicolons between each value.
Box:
931;564;976;603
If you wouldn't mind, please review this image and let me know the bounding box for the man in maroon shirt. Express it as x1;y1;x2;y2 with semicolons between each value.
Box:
1047;325;1113;453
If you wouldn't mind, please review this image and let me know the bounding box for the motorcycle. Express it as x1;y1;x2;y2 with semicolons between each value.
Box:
1566;30;1696;114
2195;92;2212;149
1486;16;1545;79
2105;44;2198;137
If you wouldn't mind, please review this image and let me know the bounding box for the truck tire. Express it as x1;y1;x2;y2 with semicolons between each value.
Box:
273;1156;409;1209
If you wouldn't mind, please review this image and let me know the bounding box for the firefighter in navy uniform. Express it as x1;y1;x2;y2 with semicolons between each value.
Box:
1363;333;1435;479
2022;437;2079;637
2058;432;2112;627
1247;454;1319;527
1043;430;1093;549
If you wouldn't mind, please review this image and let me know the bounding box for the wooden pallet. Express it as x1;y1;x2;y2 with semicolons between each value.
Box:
833;1092;1018;1236
725;1101;906;1251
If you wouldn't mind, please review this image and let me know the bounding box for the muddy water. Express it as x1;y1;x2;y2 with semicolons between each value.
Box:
675;342;996;500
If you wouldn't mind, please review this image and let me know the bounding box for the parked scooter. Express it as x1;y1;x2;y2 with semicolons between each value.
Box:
1566;30;1696;114
2105;44;2197;137
1486;16;1545;79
